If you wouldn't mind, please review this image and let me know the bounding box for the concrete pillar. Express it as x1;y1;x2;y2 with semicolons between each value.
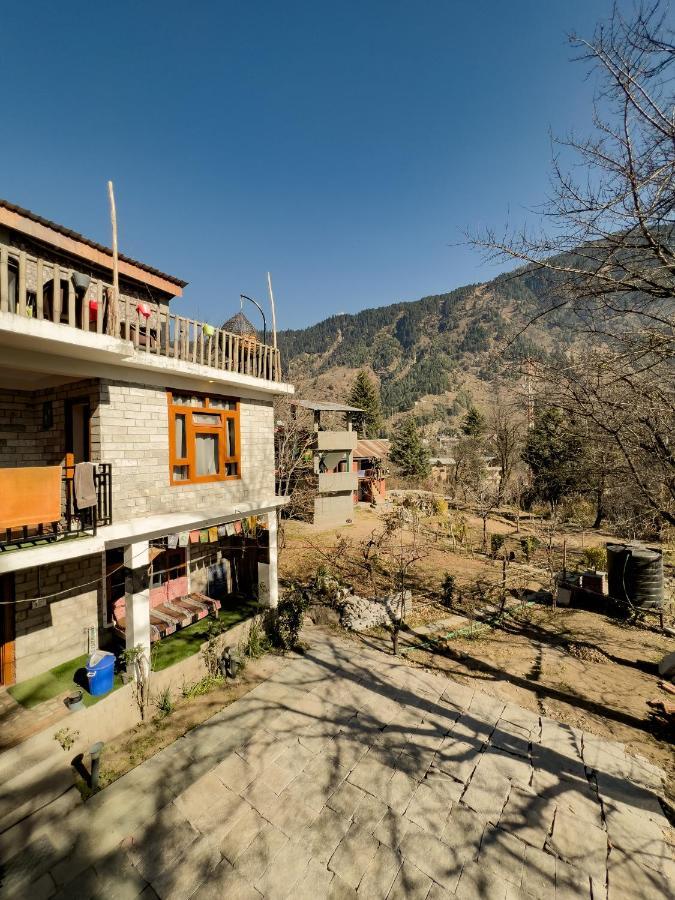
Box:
258;511;279;609
124;540;151;664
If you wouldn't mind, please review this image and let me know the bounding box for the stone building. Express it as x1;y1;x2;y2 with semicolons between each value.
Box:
0;199;292;683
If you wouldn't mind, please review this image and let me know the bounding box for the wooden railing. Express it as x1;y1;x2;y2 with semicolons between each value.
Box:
0;243;282;382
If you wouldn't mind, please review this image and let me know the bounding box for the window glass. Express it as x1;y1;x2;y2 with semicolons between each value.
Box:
226;461;239;476
173;464;189;481
195;433;219;476
226;418;236;456
193;412;221;426
7;265;17;314
208;398;236;410
175;414;187;458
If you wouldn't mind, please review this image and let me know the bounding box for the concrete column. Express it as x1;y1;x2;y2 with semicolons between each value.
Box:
257;511;279;609
124;540;151;664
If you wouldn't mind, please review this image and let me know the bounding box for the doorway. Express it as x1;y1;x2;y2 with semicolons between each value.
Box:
65;398;91;464
0;575;15;687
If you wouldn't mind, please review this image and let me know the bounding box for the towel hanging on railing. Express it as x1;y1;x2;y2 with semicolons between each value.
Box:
74;462;97;509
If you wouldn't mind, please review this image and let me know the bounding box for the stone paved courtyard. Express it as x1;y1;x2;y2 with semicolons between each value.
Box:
0;629;672;899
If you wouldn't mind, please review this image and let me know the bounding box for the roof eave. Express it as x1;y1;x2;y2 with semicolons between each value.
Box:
0;201;186;297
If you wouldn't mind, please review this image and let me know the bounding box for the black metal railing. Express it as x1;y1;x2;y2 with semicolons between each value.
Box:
0;463;113;551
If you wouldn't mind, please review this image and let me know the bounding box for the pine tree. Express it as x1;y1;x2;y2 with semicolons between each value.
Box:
461;405;485;437
348;370;383;438
522;408;582;506
390;417;430;478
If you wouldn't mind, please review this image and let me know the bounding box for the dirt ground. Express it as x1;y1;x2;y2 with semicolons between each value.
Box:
77;653;283;797
279;502;675;807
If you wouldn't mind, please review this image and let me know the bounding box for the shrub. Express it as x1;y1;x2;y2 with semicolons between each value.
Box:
201;618;229;677
441;573;456;608
582;546;607;572
433;496;449;518
270;588;309;650
520;535;541;561
54;727;79;751
241;617;270;660
154;686;174;719
490;534;506;558
182;675;223;699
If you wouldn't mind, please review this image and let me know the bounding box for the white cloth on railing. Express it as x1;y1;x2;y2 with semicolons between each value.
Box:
74;462;97;509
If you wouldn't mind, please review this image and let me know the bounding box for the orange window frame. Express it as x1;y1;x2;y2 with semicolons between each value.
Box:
168;391;241;485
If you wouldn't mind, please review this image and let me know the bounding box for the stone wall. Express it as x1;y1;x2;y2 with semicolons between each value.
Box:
0;380;100;469
13;554;103;681
97;381;275;522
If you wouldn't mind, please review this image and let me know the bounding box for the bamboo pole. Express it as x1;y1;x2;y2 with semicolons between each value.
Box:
107;181;120;337
267;271;281;380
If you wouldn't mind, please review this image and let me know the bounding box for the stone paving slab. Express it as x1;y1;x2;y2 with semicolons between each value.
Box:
1;628;672;900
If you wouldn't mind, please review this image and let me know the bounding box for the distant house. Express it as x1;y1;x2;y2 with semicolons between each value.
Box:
430;457;455;484
353;439;390;503
284;400;362;527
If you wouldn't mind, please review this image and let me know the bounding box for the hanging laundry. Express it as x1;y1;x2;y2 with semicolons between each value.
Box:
189;530;200;544
208;526;218;542
200;529;209;543
217;524;228;538
249;516;258;530
225;522;236;537
167;533;179;549
233;520;242;535
178;532;189;547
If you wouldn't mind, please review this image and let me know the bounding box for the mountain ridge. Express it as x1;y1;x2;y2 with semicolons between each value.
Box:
278;264;569;418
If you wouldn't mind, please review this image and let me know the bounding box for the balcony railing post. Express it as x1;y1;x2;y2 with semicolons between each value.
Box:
36;258;44;319
0;241;283;383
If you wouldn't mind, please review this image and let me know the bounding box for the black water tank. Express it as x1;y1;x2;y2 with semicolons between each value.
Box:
606;543;664;611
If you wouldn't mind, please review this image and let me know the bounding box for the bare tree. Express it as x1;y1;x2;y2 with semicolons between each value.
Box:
274;397;316;523
471;2;675;526
489;400;524;504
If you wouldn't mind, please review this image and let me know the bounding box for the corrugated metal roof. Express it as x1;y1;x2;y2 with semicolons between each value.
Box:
0;198;187;288
291;399;363;413
354;438;390;458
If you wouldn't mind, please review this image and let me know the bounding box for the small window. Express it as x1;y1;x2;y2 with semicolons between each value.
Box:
168;391;240;484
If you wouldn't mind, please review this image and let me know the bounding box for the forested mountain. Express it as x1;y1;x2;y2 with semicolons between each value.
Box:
279;265;573;417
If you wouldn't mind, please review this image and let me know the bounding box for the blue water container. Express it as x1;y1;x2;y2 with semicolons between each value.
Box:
85;650;115;696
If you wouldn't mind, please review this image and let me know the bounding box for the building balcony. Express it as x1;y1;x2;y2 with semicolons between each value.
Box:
316;430;357;452
0;241;282;384
318;471;358;493
0;463;112;551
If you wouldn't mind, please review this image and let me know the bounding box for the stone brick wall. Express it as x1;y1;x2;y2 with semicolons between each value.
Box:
13;554;103;681
0;381;101;469
98;380;275;522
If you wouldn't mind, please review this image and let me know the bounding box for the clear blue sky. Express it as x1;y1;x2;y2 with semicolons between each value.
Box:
2;1;627;330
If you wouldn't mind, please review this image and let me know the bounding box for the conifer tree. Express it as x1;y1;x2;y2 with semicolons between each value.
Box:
390;417;430;478
348;370;383;438
461;405;485;437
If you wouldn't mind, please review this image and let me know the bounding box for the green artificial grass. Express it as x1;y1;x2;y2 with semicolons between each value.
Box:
9;653;123;710
151;598;260;672
8;599;258;708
